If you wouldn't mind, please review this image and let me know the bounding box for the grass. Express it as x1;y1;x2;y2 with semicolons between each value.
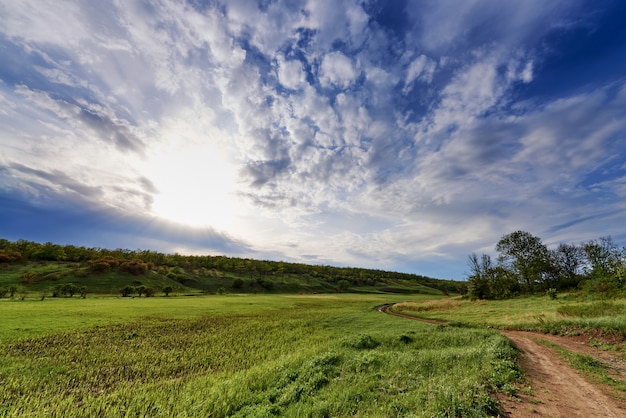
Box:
0;294;518;417
394;295;626;338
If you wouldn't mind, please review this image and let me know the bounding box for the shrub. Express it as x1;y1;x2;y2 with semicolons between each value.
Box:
258;279;274;290
0;250;24;264
21;271;37;284
119;259;149;275
232;278;244;289
337;279;350;292
546;288;558;300
162;285;173;296
120;285;136;297
8;284;17;298
136;285;147;297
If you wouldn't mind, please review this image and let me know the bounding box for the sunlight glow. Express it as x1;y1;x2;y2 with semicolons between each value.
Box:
143;142;241;231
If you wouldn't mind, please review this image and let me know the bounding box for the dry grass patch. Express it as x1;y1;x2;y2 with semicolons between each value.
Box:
395;298;462;312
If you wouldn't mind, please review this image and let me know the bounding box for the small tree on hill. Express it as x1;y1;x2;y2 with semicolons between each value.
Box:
120;285;135;297
162;285;173;296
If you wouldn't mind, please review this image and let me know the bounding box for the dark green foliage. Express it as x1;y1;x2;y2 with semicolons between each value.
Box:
336;279;350;292
232;278;244;289
546;288;558;300
467;231;626;299
162;285;173;296
51;283;79;297
120;285;136;297
496;230;550;292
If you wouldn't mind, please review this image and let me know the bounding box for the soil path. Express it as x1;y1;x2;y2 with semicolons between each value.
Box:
377;304;626;417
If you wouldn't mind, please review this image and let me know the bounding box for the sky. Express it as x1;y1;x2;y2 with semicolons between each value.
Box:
1;0;626;280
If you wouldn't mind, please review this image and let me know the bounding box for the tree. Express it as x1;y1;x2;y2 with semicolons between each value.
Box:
162;285;173;296
496;231;550;292
466;252;519;300
466;253;493;300
120;285;135;297
583;236;623;279
548;243;585;289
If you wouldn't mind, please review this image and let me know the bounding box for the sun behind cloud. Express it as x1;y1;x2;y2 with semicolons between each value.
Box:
142;141;241;231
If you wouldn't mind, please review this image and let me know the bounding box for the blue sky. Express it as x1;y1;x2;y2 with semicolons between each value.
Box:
1;0;625;280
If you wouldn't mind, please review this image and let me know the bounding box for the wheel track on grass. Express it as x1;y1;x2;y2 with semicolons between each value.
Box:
377;304;626;417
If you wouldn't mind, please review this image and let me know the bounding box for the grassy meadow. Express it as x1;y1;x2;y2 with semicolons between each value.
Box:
394;294;626;337
0;294;518;417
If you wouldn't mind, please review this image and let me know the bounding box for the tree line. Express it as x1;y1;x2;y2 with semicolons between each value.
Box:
0;238;463;294
467;230;626;299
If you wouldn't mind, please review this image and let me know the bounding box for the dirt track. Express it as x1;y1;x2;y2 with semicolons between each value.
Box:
377;304;626;417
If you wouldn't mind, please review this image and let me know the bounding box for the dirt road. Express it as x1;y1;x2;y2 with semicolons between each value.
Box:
377;305;626;417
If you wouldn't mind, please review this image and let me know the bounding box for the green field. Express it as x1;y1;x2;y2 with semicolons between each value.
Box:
0;294;517;417
394;295;626;337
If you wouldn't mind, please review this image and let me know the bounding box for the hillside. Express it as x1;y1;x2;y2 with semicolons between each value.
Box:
0;238;464;297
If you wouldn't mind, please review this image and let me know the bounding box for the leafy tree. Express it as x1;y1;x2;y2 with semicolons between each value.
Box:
162;285;173;296
466;254;519;300
496;231;550;292
548;243;585;289
136;285;147;297
466;253;493;300
337;279;350;292
120;285;135;297
583;236;623;279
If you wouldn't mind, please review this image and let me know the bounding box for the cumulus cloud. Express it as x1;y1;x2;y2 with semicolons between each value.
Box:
319;51;358;89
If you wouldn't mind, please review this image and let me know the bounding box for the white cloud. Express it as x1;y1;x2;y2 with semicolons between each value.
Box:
1;0;624;278
319;51;358;89
403;54;437;93
277;56;307;90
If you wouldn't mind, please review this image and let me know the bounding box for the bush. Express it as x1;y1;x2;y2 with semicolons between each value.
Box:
232;278;244;289
120;285;136;297
0;250;24;264
162;285;173;296
21;271;37;284
546;288;558;300
119;259;149;275
50;283;79;298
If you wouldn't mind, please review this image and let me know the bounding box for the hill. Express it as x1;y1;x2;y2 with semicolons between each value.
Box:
0;238;464;297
